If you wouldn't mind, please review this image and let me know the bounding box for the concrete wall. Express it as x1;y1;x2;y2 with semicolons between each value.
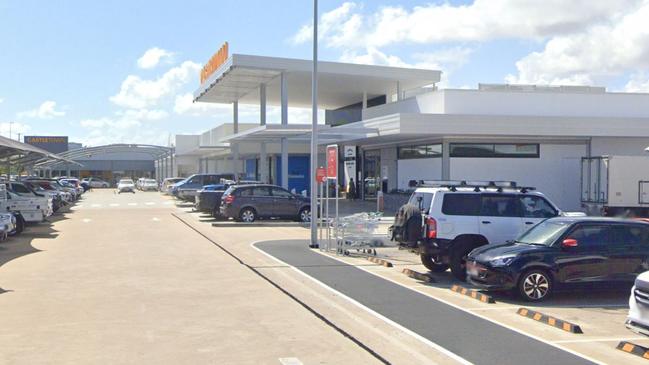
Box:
449;144;587;211
363;88;649;120
397;158;442;190
380;147;398;192
590;137;649;156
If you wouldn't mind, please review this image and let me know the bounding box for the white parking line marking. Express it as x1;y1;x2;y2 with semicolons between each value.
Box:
128;203;137;206
109;203;120;207
82;218;92;223
91;204;101;208
250;242;473;365
152;217;160;222
163;201;173;205
145;202;155;205
260;243;605;365
553;337;648;344
279;358;303;365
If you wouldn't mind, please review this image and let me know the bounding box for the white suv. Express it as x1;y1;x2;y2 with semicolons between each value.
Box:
392;181;566;280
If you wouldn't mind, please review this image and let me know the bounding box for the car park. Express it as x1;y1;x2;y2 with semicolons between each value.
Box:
139;179;158;191
195;180;259;217
220;184;311;223
467;217;649;301
390;180;578;281
174;173;235;202
161;177;185;195
87;177;110;188
117;179;136;194
21;180;65;212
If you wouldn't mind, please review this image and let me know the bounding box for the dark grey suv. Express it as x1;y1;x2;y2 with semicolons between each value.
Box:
220;184;311;223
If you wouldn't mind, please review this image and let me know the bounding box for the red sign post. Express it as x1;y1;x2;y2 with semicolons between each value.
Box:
326;145;338;179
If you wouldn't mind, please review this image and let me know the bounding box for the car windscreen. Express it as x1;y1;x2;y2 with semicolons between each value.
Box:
120;180;134;184
516;220;572;246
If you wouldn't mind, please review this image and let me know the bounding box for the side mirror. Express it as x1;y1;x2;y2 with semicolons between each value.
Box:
561;238;578;248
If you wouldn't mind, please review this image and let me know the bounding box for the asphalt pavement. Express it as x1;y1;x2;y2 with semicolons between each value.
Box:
256;239;596;365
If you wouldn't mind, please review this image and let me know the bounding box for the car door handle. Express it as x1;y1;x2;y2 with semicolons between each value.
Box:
481;221;491;224
525;221;534;225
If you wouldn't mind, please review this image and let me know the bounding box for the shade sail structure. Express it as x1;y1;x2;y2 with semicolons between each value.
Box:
0;135;80;168
32;144;173;168
194;54;442;108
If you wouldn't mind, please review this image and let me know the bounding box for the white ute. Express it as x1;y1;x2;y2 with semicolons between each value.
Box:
0;184;47;223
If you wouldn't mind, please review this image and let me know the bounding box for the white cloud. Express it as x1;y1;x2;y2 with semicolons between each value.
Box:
137;47;175;69
625;72;649;92
17;100;66;119
0;122;31;137
110;61;201;109
292;1;639;48
505;2;649;85
0;98;4;104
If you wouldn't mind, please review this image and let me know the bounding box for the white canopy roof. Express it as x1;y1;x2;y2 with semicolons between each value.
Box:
193;54;441;109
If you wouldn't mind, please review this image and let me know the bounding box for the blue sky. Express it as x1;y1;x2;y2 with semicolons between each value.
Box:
1;0;648;146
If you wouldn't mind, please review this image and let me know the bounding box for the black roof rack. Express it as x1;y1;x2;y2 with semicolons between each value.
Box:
415;180;536;193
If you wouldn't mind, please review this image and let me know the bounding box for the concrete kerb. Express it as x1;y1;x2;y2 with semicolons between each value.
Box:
617;341;649;360
366;256;393;267
517;308;583;334
212;221;305;228
402;268;436;283
450;285;496;303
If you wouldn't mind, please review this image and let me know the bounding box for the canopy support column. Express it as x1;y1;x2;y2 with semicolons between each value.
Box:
280;72;289;189
232;101;240;179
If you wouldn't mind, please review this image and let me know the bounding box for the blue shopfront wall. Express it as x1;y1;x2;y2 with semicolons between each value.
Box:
276;155;310;195
244;158;257;180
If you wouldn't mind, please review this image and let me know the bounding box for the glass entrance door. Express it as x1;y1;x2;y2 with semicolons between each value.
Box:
363;150;381;199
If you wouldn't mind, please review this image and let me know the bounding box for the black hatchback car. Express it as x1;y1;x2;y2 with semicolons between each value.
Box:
220;184;311;223
467;217;649;301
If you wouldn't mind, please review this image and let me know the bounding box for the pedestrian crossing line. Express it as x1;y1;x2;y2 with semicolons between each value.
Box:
145;202;155;205
128;203;138;206
109;203;120;207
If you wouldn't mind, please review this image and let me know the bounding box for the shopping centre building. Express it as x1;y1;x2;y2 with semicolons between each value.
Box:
162;47;649;211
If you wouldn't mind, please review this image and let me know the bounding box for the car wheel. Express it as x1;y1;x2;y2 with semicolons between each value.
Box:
420;254;449;272
10;215;25;236
518;269;552;302
239;208;256;223
298;207;311;223
449;239;478;281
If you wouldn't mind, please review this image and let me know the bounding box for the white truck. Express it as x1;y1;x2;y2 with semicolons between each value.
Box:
581;156;649;216
0;184;48;226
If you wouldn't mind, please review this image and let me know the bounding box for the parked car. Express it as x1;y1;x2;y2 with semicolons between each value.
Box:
139;179;158;191
117;179;136;194
195;180;260;216
389;181;578;280
161;177;185;195
220;184;311;223
0;212;17;238
21;180;64;212
173;173;235;202
87;177;110;188
627;271;649;336
467;217;649;301
0;187;47;225
6;181;54;216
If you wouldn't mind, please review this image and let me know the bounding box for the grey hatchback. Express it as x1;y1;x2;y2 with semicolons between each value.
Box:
220;184;311;223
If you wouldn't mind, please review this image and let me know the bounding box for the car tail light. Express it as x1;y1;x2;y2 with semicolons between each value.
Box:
426;217;437;239
223;195;234;204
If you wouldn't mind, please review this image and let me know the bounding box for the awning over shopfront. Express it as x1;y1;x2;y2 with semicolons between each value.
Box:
194;54;442;108
219;123;378;144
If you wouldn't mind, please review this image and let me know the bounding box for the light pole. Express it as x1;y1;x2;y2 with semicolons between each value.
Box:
309;0;319;248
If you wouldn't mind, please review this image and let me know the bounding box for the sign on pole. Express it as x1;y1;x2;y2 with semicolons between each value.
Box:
326;145;338;179
316;167;326;183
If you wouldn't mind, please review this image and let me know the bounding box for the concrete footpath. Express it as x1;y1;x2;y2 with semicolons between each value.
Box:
0;191;379;364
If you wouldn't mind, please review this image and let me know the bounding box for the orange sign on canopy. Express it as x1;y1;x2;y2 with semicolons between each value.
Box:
200;42;229;84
